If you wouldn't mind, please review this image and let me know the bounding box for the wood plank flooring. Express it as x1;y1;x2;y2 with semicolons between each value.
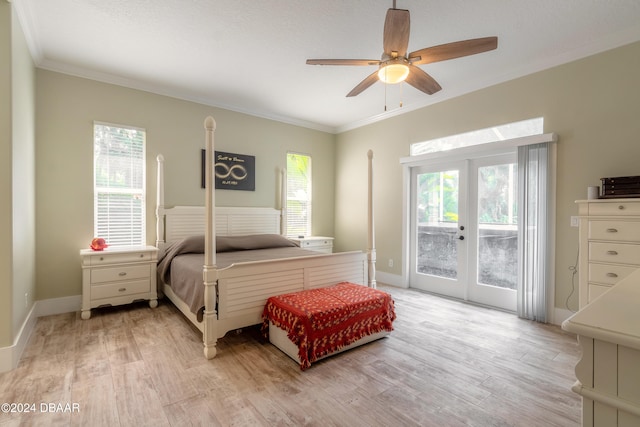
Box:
0;285;581;426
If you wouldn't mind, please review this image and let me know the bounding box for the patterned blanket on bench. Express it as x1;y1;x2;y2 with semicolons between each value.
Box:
262;282;396;370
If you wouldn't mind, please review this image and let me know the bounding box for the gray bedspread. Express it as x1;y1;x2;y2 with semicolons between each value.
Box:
157;235;321;315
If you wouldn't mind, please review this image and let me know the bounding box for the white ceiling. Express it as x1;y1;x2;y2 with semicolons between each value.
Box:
14;0;640;133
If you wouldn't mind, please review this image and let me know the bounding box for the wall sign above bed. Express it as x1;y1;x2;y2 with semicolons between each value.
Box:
201;149;255;191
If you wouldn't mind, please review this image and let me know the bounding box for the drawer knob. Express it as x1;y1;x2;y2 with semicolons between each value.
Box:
606;228;618;233
606;273;618;278
618;205;625;210
118;272;127;276
118;287;127;292
607;250;618;255
100;257;104;261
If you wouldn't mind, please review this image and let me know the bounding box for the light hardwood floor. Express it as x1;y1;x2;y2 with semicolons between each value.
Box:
0;286;581;426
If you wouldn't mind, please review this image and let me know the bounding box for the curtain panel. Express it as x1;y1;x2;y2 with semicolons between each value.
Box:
517;142;553;322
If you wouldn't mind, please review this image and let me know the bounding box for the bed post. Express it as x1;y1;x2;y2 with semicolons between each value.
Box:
155;155;165;248
367;150;377;288
203;116;218;359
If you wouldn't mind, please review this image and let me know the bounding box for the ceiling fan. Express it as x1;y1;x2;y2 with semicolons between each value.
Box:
306;1;498;97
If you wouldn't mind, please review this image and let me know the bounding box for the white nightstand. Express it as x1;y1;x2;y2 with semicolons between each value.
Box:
289;236;334;253
80;245;158;319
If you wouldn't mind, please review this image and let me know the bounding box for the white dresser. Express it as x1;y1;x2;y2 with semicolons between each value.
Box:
289;236;334;253
80;245;158;319
562;268;640;426
576;199;640;308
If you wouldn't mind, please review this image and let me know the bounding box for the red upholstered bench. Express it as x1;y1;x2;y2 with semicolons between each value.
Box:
261;282;396;370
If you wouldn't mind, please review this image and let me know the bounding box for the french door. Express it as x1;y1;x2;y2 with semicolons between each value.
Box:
409;153;517;311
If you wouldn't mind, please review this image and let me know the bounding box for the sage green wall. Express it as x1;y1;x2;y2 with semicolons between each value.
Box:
35;70;335;300
335;41;640;313
11;1;36;338
0;1;12;348
0;1;36;350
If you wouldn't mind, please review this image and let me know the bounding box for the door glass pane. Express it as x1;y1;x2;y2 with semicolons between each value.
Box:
477;163;518;289
416;170;459;279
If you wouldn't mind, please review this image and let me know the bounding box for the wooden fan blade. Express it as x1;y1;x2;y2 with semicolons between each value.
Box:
383;8;410;57
409;37;498;65
405;65;442;95
306;59;380;66
347;70;380;97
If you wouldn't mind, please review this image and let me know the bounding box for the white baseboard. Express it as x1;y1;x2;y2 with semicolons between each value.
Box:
375;271;406;288
35;294;81;317
0;295;81;373
0;304;37;373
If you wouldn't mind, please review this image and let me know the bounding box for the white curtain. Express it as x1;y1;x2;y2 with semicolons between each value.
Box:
517;142;553;322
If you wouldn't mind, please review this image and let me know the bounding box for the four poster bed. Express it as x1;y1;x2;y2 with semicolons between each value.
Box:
155;116;384;361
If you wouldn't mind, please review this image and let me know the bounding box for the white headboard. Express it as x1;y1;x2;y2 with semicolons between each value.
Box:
158;206;281;246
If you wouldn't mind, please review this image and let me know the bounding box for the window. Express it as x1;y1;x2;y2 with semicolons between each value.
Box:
410;117;544;156
94;122;146;247
286;153;311;237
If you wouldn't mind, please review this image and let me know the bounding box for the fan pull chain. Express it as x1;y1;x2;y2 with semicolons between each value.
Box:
384;81;388;112
383;66;388;111
400;82;403;108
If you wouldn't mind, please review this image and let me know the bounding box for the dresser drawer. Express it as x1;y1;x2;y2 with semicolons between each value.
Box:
88;251;152;265
91;279;151;300
589;220;640;242
589;201;640;216
588;263;638;285
589;242;640;265
91;264;151;284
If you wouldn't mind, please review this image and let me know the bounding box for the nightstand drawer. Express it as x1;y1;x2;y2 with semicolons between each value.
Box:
290;236;334;253
588;263;637;285
91;264;151;284
88;251;152;265
299;239;332;248
91;279;151;299
589;220;640;242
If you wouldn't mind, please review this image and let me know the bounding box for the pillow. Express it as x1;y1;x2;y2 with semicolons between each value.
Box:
160;234;297;260
216;234;297;252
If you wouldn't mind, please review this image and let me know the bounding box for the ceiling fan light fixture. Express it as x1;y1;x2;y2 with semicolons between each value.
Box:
378;61;409;84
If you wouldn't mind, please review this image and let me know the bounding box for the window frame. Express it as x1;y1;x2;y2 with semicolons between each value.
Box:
285;152;312;237
93;121;146;247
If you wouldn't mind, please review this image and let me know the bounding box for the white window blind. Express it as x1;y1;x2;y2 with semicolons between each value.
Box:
94;122;146;247
286;153;311;237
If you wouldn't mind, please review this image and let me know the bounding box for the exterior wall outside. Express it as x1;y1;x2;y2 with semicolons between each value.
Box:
417;225;517;289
